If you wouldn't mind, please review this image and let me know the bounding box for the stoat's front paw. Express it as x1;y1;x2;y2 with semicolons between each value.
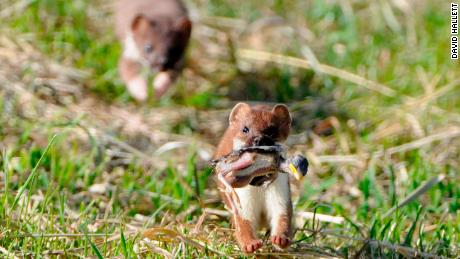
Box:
126;76;148;101
153;72;173;97
241;239;263;253
270;235;291;249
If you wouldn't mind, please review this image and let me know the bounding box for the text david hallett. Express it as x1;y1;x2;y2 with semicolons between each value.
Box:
452;3;458;59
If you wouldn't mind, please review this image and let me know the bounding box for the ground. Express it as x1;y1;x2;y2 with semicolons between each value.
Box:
0;0;459;258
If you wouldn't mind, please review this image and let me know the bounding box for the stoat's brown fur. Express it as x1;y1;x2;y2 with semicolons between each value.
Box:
214;102;293;253
115;0;191;100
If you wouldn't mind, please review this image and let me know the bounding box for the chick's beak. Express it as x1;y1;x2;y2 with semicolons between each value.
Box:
284;155;309;180
288;163;302;181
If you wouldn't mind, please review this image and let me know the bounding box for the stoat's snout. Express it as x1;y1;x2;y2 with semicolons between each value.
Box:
253;135;275;146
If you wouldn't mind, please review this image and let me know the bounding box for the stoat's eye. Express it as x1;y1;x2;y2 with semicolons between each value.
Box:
144;43;153;53
242;126;249;134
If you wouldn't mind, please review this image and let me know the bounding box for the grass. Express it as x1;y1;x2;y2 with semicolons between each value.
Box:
0;0;459;257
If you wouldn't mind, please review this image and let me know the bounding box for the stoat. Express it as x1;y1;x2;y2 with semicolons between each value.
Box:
115;0;192;100
213;102;294;253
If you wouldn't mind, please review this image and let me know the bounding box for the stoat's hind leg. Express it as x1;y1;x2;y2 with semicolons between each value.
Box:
234;185;265;253
265;173;293;249
217;180;262;253
233;215;262;253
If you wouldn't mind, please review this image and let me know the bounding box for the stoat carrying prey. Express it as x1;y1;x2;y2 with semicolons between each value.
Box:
115;0;192;100
212;103;308;253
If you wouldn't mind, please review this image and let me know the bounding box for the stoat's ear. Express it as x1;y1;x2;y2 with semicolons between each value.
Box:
272;104;291;125
175;16;192;39
132;14;152;32
229;102;251;125
272;104;291;140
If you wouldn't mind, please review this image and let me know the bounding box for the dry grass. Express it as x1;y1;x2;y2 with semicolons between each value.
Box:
0;0;459;258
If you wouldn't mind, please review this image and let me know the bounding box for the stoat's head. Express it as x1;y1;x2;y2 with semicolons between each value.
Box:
131;14;191;70
228;102;292;150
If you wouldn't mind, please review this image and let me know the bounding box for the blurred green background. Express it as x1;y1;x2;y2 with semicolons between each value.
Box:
0;0;458;257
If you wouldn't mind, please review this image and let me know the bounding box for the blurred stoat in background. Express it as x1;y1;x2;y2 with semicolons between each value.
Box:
115;0;192;100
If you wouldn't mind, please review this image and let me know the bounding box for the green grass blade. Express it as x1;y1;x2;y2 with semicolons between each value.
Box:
369;217;378;239
11;134;58;210
120;229;128;258
343;215;364;237
2;149;10;209
85;233;104;259
90;241;104;259
403;206;423;247
383;175;445;218
380;219;393;240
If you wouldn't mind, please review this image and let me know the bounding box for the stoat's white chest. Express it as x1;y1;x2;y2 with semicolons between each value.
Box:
234;173;290;229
